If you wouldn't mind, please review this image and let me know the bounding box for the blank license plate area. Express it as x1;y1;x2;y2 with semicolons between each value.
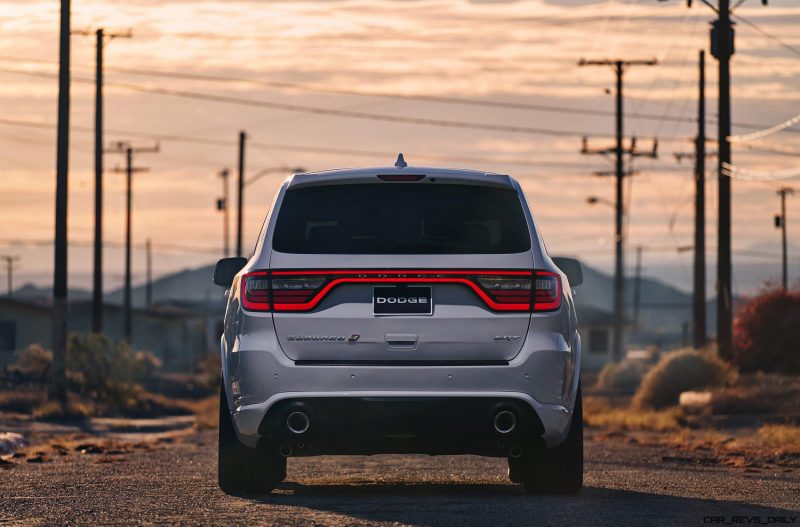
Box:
373;286;433;316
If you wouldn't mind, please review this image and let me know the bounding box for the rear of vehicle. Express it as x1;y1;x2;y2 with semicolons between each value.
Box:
215;164;583;495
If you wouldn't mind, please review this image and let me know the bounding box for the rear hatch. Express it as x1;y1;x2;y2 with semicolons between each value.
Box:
266;179;536;364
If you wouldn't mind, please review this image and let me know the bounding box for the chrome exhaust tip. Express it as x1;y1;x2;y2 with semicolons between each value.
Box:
286;411;310;435
509;444;524;458
493;410;517;434
278;441;293;457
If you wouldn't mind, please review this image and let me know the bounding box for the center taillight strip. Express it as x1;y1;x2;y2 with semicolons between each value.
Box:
275;276;528;312
243;269;561;313
270;269;533;276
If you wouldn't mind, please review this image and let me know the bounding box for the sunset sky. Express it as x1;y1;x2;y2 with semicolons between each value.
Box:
1;0;799;296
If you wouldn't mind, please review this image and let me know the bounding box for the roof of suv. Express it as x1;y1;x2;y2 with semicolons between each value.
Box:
288;162;515;189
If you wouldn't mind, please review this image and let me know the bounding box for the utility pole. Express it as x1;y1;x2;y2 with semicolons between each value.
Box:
661;0;770;358
695;50;707;349
93;29;104;333
50;0;71;406
1;256;20;297
776;187;795;291
673;52;717;348
216;169;230;257
633;246;643;329
108;141;159;341
70;28;132;334
146;238;153;306
579;57;658;361
716;0;735;359
236;131;246;258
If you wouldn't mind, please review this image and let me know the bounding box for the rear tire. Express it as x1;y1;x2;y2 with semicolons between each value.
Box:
218;385;285;494
516;385;583;495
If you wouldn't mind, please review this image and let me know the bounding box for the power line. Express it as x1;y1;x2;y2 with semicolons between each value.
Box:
728;111;800;143
0;237;221;255
0;66;604;138
722;162;800;181
102;65;709;125
1;57;793;136
0;54;782;134
735;14;800;59
0;116;615;170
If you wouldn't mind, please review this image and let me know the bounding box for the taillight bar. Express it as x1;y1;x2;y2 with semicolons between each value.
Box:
239;270;561;313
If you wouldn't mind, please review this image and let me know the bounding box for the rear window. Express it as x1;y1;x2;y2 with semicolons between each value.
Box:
272;183;531;254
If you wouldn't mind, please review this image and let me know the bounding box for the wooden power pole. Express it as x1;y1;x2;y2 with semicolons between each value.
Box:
578;57;658;362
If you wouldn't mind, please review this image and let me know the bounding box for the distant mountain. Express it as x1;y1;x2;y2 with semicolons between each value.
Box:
12;283;92;303
107;264;222;308
557;259;712;347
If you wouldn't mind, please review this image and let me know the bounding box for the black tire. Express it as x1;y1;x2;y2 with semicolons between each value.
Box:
218;385;286;494
507;456;526;484
519;385;583;495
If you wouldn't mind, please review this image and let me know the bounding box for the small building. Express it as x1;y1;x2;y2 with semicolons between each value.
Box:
576;304;618;371
0;298;215;371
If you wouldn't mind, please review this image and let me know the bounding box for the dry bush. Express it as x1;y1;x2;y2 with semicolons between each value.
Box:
9;333;162;413
733;287;800;373
67;333;162;408
597;359;649;392
633;348;733;410
710;373;800;416
9;344;52;381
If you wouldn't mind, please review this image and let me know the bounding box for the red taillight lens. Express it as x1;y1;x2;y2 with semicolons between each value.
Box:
241;271;270;311
532;271;561;311
476;276;533;310
270;276;326;307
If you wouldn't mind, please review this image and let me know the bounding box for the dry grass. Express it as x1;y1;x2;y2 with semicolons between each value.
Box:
585;396;682;431
752;425;800;452
32;399;94;420
190;395;219;430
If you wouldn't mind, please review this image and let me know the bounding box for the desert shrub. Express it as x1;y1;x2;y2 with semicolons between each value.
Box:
597;359;649;392
732;288;800;374
10;344;52;381
633;348;732;410
67;333;160;406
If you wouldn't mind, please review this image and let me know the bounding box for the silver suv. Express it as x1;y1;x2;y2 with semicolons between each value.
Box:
213;157;584;495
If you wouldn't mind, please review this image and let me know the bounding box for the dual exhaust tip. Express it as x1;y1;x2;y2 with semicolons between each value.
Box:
493;409;517;435
286;411;310;435
280;411;311;457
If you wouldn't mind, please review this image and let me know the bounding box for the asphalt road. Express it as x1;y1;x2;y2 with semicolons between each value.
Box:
1;428;798;526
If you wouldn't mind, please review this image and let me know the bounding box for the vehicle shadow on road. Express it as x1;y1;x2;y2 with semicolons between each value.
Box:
241;483;800;527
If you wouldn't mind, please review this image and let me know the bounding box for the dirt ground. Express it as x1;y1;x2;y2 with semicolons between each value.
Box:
0;422;798;526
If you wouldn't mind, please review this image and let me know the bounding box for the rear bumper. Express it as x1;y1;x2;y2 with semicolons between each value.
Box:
254;395;546;457
223;330;580;450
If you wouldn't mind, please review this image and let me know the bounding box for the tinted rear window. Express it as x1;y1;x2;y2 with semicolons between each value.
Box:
272;183;531;254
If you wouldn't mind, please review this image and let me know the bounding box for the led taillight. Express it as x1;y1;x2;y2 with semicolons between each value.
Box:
476;276;533;309
241;271;271;311
271;277;326;305
532;271;561;311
